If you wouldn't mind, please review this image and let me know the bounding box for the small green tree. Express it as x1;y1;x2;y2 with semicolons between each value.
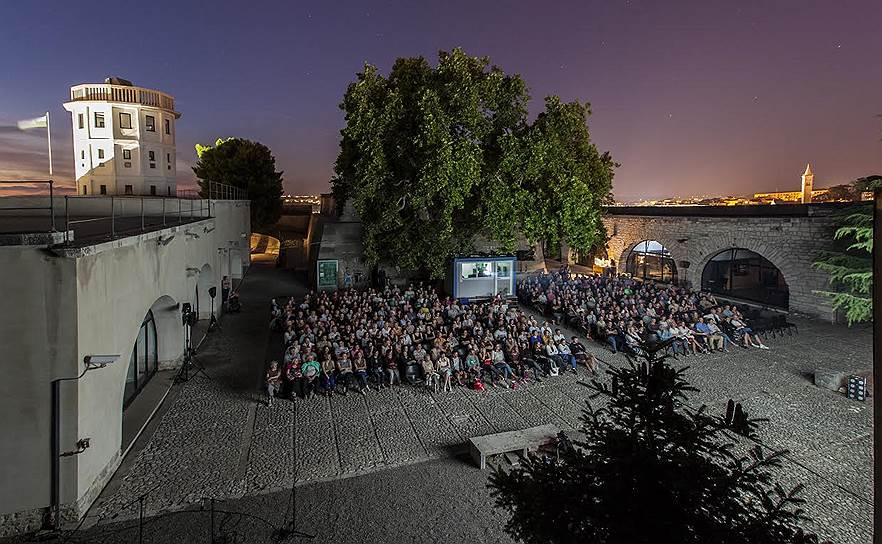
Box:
333;48;614;277
489;342;823;544
193;137;284;230
812;175;880;325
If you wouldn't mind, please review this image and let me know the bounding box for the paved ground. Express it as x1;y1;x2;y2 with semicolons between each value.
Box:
11;264;871;543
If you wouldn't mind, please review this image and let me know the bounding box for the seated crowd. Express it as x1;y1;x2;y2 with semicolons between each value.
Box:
519;267;770;357
264;284;598;403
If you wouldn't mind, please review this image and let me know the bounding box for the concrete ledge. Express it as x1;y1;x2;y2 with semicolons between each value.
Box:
0;230;69;246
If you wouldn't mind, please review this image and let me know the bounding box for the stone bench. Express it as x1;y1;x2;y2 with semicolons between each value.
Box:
469;424;560;470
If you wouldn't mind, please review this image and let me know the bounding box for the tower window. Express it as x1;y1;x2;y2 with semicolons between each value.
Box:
150;185;157;196
97;148;105;159
164;119;170;134
82;185;88;195
119;112;132;129
123;149;131;160
95;112;105;128
100;185;107;195
125;185;133;195
145;115;155;132
78;114;84;129
81;150;85;160
148;151;155;161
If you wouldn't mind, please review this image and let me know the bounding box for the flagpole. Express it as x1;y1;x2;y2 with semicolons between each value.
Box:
46;111;53;177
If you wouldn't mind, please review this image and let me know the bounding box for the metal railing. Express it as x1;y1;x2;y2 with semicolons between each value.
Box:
61;195;211;245
0;179;56;231
0;181;247;246
178;182;248;201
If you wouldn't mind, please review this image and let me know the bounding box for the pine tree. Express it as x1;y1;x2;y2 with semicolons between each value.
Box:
488;340;825;544
812;175;879;325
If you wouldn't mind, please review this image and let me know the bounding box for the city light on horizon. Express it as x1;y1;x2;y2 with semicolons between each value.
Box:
0;0;880;200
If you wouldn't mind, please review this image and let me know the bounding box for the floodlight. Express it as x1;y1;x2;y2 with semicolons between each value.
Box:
84;355;121;369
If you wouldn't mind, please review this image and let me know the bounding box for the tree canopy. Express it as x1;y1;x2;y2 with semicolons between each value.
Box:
193;137;284;230
332;48;615;277
489;342;824;544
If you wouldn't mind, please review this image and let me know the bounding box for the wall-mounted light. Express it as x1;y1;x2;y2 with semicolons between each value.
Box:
158;235;175;246
84;354;121;369
186;231;200;239
203;226;215;234
186;267;201;276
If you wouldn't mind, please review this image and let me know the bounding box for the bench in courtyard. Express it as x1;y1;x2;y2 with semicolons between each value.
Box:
469;424;560;470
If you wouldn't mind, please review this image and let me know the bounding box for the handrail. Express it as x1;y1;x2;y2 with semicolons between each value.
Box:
0;182;246;245
0;179;55;231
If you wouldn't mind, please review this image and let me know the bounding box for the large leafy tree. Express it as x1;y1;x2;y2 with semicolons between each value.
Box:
333;48;615;277
812;175;880;325
489;342;824;544
193;137;284;230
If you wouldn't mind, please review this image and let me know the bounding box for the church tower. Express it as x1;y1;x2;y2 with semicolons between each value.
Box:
801;163;813;203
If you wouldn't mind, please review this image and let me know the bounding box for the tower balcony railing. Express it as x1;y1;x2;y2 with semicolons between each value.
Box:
69;83;177;113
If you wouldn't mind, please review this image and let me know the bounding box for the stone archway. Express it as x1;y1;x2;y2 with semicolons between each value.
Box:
195;263;216;319
121;294;183;449
694;238;793;309
616;234;686;284
690;234;796;294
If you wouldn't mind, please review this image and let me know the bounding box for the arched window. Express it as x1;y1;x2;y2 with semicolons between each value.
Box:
701;248;789;309
626;240;678;283
123;310;158;409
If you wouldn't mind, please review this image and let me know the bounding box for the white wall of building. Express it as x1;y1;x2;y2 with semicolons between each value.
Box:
0;200;250;536
63;84;179;197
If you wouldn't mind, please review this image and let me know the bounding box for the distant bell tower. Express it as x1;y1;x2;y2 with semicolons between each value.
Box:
801;163;813;203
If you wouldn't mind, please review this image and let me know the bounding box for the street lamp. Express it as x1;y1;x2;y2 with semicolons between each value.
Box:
48;355;119;530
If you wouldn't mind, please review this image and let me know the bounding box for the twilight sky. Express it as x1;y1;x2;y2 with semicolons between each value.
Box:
1;0;880;200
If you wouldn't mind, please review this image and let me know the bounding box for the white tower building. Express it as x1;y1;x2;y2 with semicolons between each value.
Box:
63;77;181;196
801;163;813;204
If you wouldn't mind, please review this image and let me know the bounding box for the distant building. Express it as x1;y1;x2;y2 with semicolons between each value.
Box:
753;163;828;203
63;77;181;197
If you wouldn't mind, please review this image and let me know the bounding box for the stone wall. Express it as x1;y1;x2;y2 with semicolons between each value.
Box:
601;204;850;320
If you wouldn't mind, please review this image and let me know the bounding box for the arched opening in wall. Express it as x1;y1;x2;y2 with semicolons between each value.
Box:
701;248;789;309
122;295;182;450
250;232;281;264
626;240;678;283
123;311;158;410
195;263;215;319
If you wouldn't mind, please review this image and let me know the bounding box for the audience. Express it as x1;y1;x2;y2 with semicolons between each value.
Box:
265;266;771;403
519;267;770;358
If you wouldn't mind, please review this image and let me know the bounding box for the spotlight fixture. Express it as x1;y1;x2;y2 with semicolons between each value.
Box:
84;355;121;369
203;226;215;234
158;235;175;246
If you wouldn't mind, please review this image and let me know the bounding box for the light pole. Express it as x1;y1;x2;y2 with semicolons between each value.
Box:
48;355;120;530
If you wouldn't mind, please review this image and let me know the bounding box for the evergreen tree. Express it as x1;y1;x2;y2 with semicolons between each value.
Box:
193;137;284;230
488;341;824;544
812;175;880;325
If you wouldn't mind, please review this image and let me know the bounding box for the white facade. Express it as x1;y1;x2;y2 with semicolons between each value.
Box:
0;199;250;535
63;81;181;196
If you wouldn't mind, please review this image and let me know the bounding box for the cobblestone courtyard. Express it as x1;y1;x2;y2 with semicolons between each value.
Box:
64;265;872;543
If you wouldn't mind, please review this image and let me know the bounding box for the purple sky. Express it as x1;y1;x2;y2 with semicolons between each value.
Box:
1;0;880;200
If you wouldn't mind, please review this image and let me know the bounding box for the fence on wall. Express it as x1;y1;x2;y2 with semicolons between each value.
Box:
0;180;248;246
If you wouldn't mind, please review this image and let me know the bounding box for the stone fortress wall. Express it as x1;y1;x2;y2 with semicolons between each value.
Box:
600;204;852;320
